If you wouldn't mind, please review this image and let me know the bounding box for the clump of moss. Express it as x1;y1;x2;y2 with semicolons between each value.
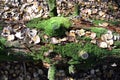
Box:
27;17;71;37
29;40;120;70
54;43;82;60
32;42;113;62
0;37;6;52
26;18;42;28
108;21;120;26
90;27;107;37
54;42;111;61
82;42;111;57
114;41;120;48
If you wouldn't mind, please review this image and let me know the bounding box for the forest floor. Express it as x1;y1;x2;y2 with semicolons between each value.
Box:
0;18;120;80
0;1;120;79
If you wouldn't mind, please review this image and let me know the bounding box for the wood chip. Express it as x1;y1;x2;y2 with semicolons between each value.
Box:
7;34;15;41
99;22;109;27
31;35;40;44
99;42;108;48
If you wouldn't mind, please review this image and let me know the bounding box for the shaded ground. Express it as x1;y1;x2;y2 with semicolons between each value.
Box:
0;57;120;80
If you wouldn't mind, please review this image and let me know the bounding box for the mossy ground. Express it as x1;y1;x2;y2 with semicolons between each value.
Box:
1;19;120;67
1;18;120;80
90;27;107;37
92;19;120;26
26;17;71;36
0;1;120;79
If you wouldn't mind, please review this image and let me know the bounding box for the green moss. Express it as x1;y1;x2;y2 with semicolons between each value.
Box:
108;21;120;26
32;45;49;60
92;19;120;26
31;44;55;63
32;42;115;62
0;37;6;53
54;43;82;60
27;17;71;36
83;42;111;57
114;41;120;48
29;40;120;70
0;26;2;30
90;27;107;37
111;49;120;55
26;18;42;28
54;42;107;60
0;37;6;44
76;35;91;42
92;20;105;25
